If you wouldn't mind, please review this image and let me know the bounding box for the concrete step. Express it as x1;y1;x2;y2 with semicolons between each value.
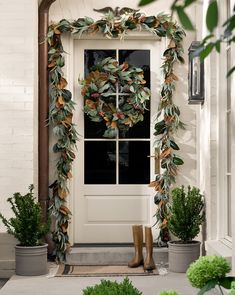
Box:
66;246;168;265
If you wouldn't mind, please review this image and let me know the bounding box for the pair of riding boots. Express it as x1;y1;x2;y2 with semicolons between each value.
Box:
128;225;156;271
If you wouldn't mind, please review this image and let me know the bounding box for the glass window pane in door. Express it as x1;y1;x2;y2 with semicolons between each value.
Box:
119;141;150;184
119;50;150;88
85;95;117;138
84;49;116;138
118;95;150;139
85;141;116;184
118;50;150;139
84;50;116;76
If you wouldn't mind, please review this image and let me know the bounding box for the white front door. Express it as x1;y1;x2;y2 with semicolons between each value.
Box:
73;38;162;243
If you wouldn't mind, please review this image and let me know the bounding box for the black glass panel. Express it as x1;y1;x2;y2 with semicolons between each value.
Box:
117;95;150;139
84;50;116;76
84;115;107;138
85;95;117;138
85;141;116;184
119;50;151;88
118;50;150;139
84;50;117;138
119;141;150;184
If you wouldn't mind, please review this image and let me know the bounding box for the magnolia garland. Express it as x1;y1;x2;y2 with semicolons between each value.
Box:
47;9;185;261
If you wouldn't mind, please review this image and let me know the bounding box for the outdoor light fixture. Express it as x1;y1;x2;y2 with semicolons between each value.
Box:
188;41;204;104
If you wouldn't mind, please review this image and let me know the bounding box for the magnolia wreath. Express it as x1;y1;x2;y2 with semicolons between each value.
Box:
80;57;151;138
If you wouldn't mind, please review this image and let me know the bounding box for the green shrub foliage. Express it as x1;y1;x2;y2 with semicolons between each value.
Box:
82;278;142;295
158;291;181;295
229;282;235;295
187;256;231;289
0;185;50;246
168;186;204;242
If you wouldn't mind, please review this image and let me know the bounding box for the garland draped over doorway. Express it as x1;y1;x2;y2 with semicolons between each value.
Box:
47;9;185;262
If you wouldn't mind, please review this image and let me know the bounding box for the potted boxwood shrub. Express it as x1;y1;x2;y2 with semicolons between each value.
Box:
168;185;205;273
0;185;50;276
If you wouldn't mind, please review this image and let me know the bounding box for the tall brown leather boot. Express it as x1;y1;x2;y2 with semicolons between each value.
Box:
128;225;144;268
144;226;156;271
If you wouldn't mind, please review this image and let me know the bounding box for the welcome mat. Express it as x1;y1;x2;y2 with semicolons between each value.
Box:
56;264;159;277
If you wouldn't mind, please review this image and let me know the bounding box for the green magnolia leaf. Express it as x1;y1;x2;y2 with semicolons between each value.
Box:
130;85;135;92
144;16;156;25
176;7;194;30
139;0;156;6
170;140;180;150
223;15;235;37
48;48;57;54
47;29;54;38
154;120;166;135
199;43;214;60
226;66;235;77
173;156;184;165
215;41;221;53
90;116;102;122
98;83;110;93
206;0;218;32
198;279;217;295
184;0;197;7
62;89;72;102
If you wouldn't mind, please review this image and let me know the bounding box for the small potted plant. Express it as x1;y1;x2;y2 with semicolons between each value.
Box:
0;185;50;276
187;256;234;295
168;185;205;272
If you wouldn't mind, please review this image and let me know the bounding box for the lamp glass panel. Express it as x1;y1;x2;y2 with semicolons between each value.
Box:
192;56;201;96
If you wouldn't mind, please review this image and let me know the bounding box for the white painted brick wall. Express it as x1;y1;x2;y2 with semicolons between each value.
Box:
0;0;38;231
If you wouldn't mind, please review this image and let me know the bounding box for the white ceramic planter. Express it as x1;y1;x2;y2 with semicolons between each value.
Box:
168;241;201;273
15;244;48;276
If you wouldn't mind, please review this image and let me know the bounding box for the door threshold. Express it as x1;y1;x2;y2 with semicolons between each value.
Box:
73;243;165;248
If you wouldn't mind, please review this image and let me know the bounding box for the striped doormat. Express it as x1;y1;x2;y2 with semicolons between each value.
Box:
56;264;159;277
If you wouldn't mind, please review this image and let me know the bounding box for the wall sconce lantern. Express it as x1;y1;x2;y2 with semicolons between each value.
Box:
188;41;204;104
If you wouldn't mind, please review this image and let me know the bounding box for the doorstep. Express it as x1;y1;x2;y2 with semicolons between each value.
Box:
66;246;168;265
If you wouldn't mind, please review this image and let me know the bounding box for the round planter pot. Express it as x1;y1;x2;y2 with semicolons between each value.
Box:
168;241;201;273
15;244;48;276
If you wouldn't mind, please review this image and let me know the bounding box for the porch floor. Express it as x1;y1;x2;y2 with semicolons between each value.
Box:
0;263;217;295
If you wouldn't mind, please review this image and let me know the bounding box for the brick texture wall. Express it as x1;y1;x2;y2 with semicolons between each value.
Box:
0;0;38;277
0;0;38;228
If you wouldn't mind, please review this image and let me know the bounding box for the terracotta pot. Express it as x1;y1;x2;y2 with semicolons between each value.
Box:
15;244;48;276
168;240;201;273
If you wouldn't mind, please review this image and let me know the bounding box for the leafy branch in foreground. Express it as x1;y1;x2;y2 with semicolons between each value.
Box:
139;0;235;76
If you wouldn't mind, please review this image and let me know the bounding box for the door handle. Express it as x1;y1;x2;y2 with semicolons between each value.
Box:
147;149;160;174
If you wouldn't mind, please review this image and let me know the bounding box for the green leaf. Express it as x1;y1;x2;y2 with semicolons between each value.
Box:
215;40;221;53
224;15;235;37
173;156;184;165
139;0;156;6
176;7;194;30
199;43;214;61
206;0;218;32
184;0;197;7
198;279;217;295
201;34;214;45
170;140;180;150
226;66;235;77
